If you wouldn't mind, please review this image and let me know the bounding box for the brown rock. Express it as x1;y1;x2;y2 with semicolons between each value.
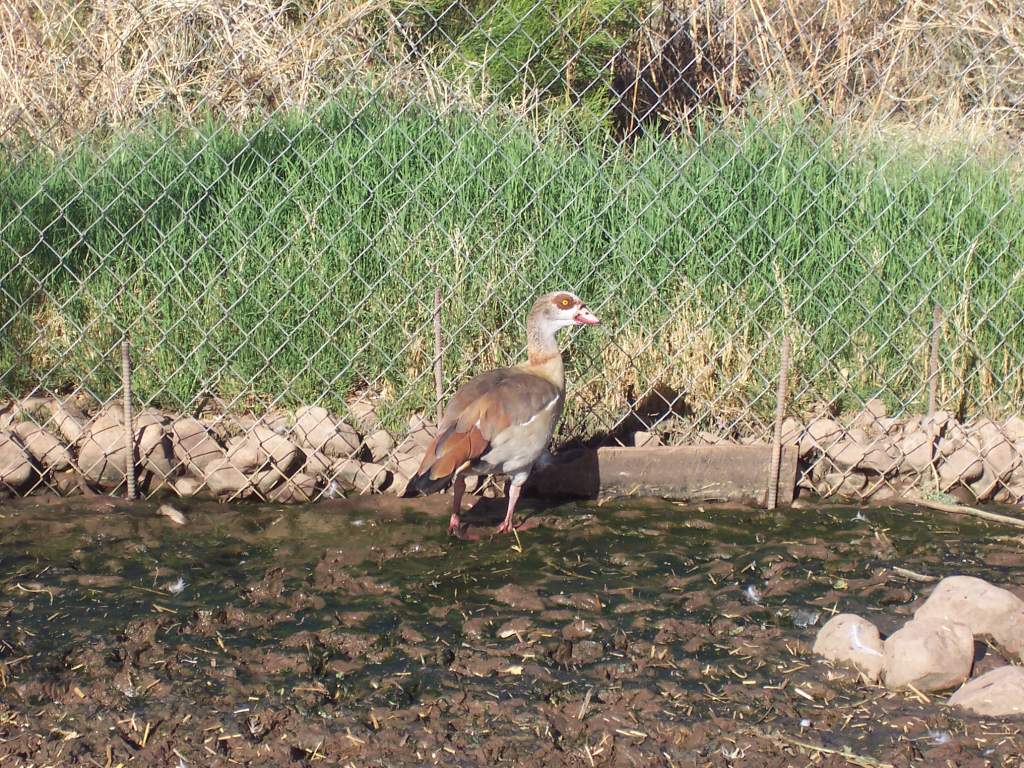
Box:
0;432;33;489
938;445;983;489
799;418;843;457
970;420;1019;501
897;428;934;474
46;399;86;444
364;429;395;462
170;418;225;473
916;575;1024;660
173;476;203;497
331;459;390;493
267;472;316;503
11;423;71;471
78;415;128;485
632;430;662;448
780;417;802;445
136;410;175;481
883;618;974;692
947;666;1024;717
813;614;885;682
251;425;304;476
203;457;253;496
1003;416;1024;442
294;406;360;458
816;471;867;498
302;449;333;479
854;398;888;431
225;436;265;473
826;429;899;474
386;453;423;496
346;397;379;432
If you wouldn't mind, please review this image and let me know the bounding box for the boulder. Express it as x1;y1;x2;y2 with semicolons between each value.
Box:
799;418;843;456
779;417;802;445
302;449;333;479
853;398;888;431
947;666;1024;717
203;457;253;497
938;445;983;489
813;614;885;682
897;427;934;474
170;418;225;474
332;459;391;493
0;431;33;490
363;429;396;462
173;476;203;498
251;426;304;476
915;575;1024;660
970;420;1019;501
825;429;900;474
46;399;86;444
294;406;361;458
267;472;317;503
387;453;423;496
815;471;867;498
346;398;380;432
136;410;175;482
883;618;973;692
11;423;72;471
77;414;128;485
225;435;265;474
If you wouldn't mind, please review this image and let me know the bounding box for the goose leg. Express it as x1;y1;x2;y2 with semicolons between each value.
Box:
448;476;466;535
496;481;523;534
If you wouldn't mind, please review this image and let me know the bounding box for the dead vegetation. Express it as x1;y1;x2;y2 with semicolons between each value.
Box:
2;0;1022;149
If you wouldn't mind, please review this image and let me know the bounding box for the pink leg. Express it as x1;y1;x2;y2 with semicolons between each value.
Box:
448;476;466;535
496;483;522;534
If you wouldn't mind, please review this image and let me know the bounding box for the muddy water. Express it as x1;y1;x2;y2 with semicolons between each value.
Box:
2;496;1023;767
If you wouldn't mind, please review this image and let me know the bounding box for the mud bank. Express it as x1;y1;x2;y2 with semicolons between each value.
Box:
2;496;1023;766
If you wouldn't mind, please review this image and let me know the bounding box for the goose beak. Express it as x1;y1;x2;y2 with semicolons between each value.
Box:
573;306;600;325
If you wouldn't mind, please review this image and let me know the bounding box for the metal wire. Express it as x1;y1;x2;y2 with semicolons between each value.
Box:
0;0;1022;505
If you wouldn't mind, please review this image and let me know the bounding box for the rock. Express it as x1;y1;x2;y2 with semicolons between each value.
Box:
294;406;361;458
46;399;86;444
203;457;253;496
813;614;885;682
632;430;662;448
136;410;175;482
883;618;974;692
346;398;379;432
915;575;1024;659
816;471;867;498
267;472;316;503
854;398;888;430
947;666;1024;717
799;418;843;457
970;420;1019;501
363;429;395;462
251;426;304;476
251;467;287;497
0;431;33;490
825;429;899;474
157;503;187;525
225;436;265;474
10;423;71;471
331;459;390;493
78;414;128;486
897;427;934;474
386;453;423;496
173;476;203;497
302;449;333;479
1004;416;1024;441
780;417;802;445
938;445;984;490
170;418;225;473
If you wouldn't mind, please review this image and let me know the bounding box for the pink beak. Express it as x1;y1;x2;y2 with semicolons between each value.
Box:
573;306;600;325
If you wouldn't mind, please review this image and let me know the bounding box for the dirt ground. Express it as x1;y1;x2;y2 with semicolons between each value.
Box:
2;494;1024;767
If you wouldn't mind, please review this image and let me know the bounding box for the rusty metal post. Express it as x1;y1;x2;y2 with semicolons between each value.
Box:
767;334;791;509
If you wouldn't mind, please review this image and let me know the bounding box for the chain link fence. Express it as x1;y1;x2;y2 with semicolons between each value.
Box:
1;0;1023;505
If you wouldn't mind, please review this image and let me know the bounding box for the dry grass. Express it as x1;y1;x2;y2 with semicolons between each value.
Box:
2;0;1022;148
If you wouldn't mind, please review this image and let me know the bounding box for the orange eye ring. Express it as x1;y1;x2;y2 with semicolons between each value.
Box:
558;297;572;308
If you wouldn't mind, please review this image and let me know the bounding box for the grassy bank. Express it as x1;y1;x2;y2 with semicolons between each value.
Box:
2;95;1022;435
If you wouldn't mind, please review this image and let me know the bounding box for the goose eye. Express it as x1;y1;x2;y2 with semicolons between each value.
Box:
558;296;572;308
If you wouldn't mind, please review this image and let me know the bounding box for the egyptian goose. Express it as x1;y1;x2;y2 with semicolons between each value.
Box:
409;291;600;535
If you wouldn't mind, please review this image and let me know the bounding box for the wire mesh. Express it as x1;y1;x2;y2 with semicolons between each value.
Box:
1;0;1023;505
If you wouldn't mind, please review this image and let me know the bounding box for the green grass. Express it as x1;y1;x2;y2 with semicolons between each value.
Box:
1;94;1022;436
